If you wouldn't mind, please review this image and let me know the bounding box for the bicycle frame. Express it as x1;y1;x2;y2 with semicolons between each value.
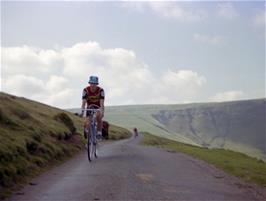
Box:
82;108;101;162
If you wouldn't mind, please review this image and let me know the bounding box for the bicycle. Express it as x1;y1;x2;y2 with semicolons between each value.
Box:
82;105;101;162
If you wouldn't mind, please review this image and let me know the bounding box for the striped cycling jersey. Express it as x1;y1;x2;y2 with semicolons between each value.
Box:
82;86;105;107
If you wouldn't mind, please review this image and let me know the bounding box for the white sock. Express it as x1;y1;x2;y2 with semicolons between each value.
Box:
97;131;102;135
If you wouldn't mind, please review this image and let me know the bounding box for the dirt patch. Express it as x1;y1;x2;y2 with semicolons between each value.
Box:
135;173;153;183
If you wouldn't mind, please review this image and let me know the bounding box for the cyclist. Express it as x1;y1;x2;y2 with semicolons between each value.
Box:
81;75;105;140
133;127;139;138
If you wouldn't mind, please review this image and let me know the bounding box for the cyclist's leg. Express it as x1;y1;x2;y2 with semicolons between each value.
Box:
96;111;103;138
84;115;92;139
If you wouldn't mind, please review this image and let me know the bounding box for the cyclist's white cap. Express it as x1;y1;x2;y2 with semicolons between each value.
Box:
88;76;99;85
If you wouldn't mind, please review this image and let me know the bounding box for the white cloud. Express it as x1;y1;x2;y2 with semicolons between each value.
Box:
2;74;73;108
121;1;207;22
45;88;75;107
253;10;265;27
209;90;244;102
46;75;68;92
4;75;45;97
158;70;206;103
120;1;146;12
193;33;225;46
0;48;2;91
2;41;206;107
251;9;265;37
217;2;238;20
2;46;63;77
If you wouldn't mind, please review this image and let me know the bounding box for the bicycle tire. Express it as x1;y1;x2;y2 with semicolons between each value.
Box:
90;140;95;159
85;109;99;162
87;134;91;161
92;135;97;159
88;125;97;161
94;142;97;158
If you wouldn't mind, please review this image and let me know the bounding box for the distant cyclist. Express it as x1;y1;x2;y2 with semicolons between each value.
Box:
133;127;139;138
81;76;105;140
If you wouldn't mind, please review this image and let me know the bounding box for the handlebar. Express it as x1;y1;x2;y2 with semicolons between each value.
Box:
80;104;102;117
82;108;101;112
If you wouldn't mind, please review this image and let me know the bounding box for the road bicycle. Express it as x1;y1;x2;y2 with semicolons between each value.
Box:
82;105;101;162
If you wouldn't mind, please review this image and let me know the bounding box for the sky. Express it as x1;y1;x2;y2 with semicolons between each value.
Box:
1;0;265;108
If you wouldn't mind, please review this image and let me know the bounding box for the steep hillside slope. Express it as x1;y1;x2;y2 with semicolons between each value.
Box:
0;92;84;194
152;99;265;160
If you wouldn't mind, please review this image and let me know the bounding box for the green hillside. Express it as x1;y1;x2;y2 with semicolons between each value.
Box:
0;92;83;198
0;92;131;199
73;99;265;161
105;105;198;145
152;99;266;161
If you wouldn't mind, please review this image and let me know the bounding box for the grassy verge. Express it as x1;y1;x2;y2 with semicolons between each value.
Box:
141;132;266;187
108;124;132;140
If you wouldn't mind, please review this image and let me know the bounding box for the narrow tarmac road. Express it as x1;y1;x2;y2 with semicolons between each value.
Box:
6;135;265;201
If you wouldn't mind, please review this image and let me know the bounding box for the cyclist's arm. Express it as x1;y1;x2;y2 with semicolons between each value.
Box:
100;89;105;116
81;89;87;116
100;99;104;116
81;99;86;115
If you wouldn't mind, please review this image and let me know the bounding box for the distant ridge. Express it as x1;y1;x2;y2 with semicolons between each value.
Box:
70;98;266;161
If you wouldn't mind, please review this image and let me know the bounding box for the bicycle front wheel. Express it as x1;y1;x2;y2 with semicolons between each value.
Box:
89;122;98;161
87;136;91;161
90;140;96;160
93;141;97;158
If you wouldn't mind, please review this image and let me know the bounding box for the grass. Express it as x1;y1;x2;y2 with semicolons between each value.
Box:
141;132;266;187
108;124;132;140
0;95;83;200
0;92;131;200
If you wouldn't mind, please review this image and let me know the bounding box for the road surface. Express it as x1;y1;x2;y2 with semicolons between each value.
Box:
6;135;265;201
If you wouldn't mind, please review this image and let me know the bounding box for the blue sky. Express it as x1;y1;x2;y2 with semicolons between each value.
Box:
1;1;265;108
